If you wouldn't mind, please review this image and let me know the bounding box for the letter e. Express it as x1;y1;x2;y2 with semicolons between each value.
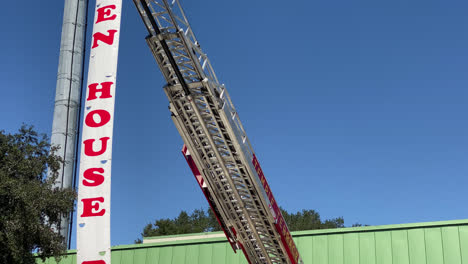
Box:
96;5;117;24
81;197;106;217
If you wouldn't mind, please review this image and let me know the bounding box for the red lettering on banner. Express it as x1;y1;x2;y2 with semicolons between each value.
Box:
83;137;110;156
85;110;111;128
81;197;106;217
82;261;106;264
92;30;118;49
83;168;105;187
96;5;117;24
87;82;113;101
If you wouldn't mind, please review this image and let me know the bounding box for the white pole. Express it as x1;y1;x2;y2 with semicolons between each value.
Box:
77;1;122;263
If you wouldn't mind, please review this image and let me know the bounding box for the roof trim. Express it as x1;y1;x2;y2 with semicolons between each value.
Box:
142;232;227;245
143;231;226;241
292;218;468;237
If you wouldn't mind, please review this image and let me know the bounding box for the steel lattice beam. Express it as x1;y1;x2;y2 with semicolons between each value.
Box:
133;1;303;263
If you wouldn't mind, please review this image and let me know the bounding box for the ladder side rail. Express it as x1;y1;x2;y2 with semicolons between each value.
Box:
145;20;292;264
214;56;303;264
159;83;257;259
166;89;263;263
174;92;274;263
138;5;249;255
166;87;240;247
141;0;261;196
155;0;226;101
181;145;239;251
145;37;177;86
159;0;221;85
165;81;288;263
166;7;302;260
163;0;257;167
215;95;292;261
136;0;191;95
143;10;292;264
134;1;302;263
142;18;267;260
148;1;260;197
135;5;250;249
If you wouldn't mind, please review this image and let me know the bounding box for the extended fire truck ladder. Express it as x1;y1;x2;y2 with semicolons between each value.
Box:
133;1;303;263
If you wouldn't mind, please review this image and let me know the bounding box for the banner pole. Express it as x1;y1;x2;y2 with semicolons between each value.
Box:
76;1;122;263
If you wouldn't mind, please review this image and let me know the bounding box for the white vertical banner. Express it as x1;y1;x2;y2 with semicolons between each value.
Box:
77;1;122;264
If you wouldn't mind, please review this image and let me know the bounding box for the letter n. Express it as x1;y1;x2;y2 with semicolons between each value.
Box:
92;30;117;49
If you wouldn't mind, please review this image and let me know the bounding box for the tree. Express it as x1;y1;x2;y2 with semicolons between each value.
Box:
0;125;75;264
137;207;360;242
136;209;220;243
280;208;345;231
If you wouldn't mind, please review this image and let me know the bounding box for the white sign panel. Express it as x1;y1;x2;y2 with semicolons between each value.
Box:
77;1;122;263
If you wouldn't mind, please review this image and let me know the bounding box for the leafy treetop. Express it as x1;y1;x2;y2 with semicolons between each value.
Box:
0;125;75;264
136;207;361;243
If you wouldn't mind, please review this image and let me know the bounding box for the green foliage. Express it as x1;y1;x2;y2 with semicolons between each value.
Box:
137;209;221;243
138;207;362;242
280;208;345;231
0;126;75;264
351;223;369;227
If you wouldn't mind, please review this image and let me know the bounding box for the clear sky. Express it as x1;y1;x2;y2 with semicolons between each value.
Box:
0;0;467;248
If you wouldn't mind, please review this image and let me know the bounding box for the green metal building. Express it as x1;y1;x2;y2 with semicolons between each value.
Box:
38;219;468;264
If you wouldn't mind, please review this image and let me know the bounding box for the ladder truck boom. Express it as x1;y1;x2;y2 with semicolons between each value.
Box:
133;1;303;263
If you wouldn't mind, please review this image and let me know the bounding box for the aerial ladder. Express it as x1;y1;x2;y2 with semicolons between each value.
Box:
132;1;303;263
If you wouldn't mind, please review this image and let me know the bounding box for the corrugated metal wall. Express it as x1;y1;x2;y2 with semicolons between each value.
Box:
294;220;468;264
37;219;468;264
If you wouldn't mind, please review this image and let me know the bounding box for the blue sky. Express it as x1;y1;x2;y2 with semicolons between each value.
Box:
0;0;467;248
